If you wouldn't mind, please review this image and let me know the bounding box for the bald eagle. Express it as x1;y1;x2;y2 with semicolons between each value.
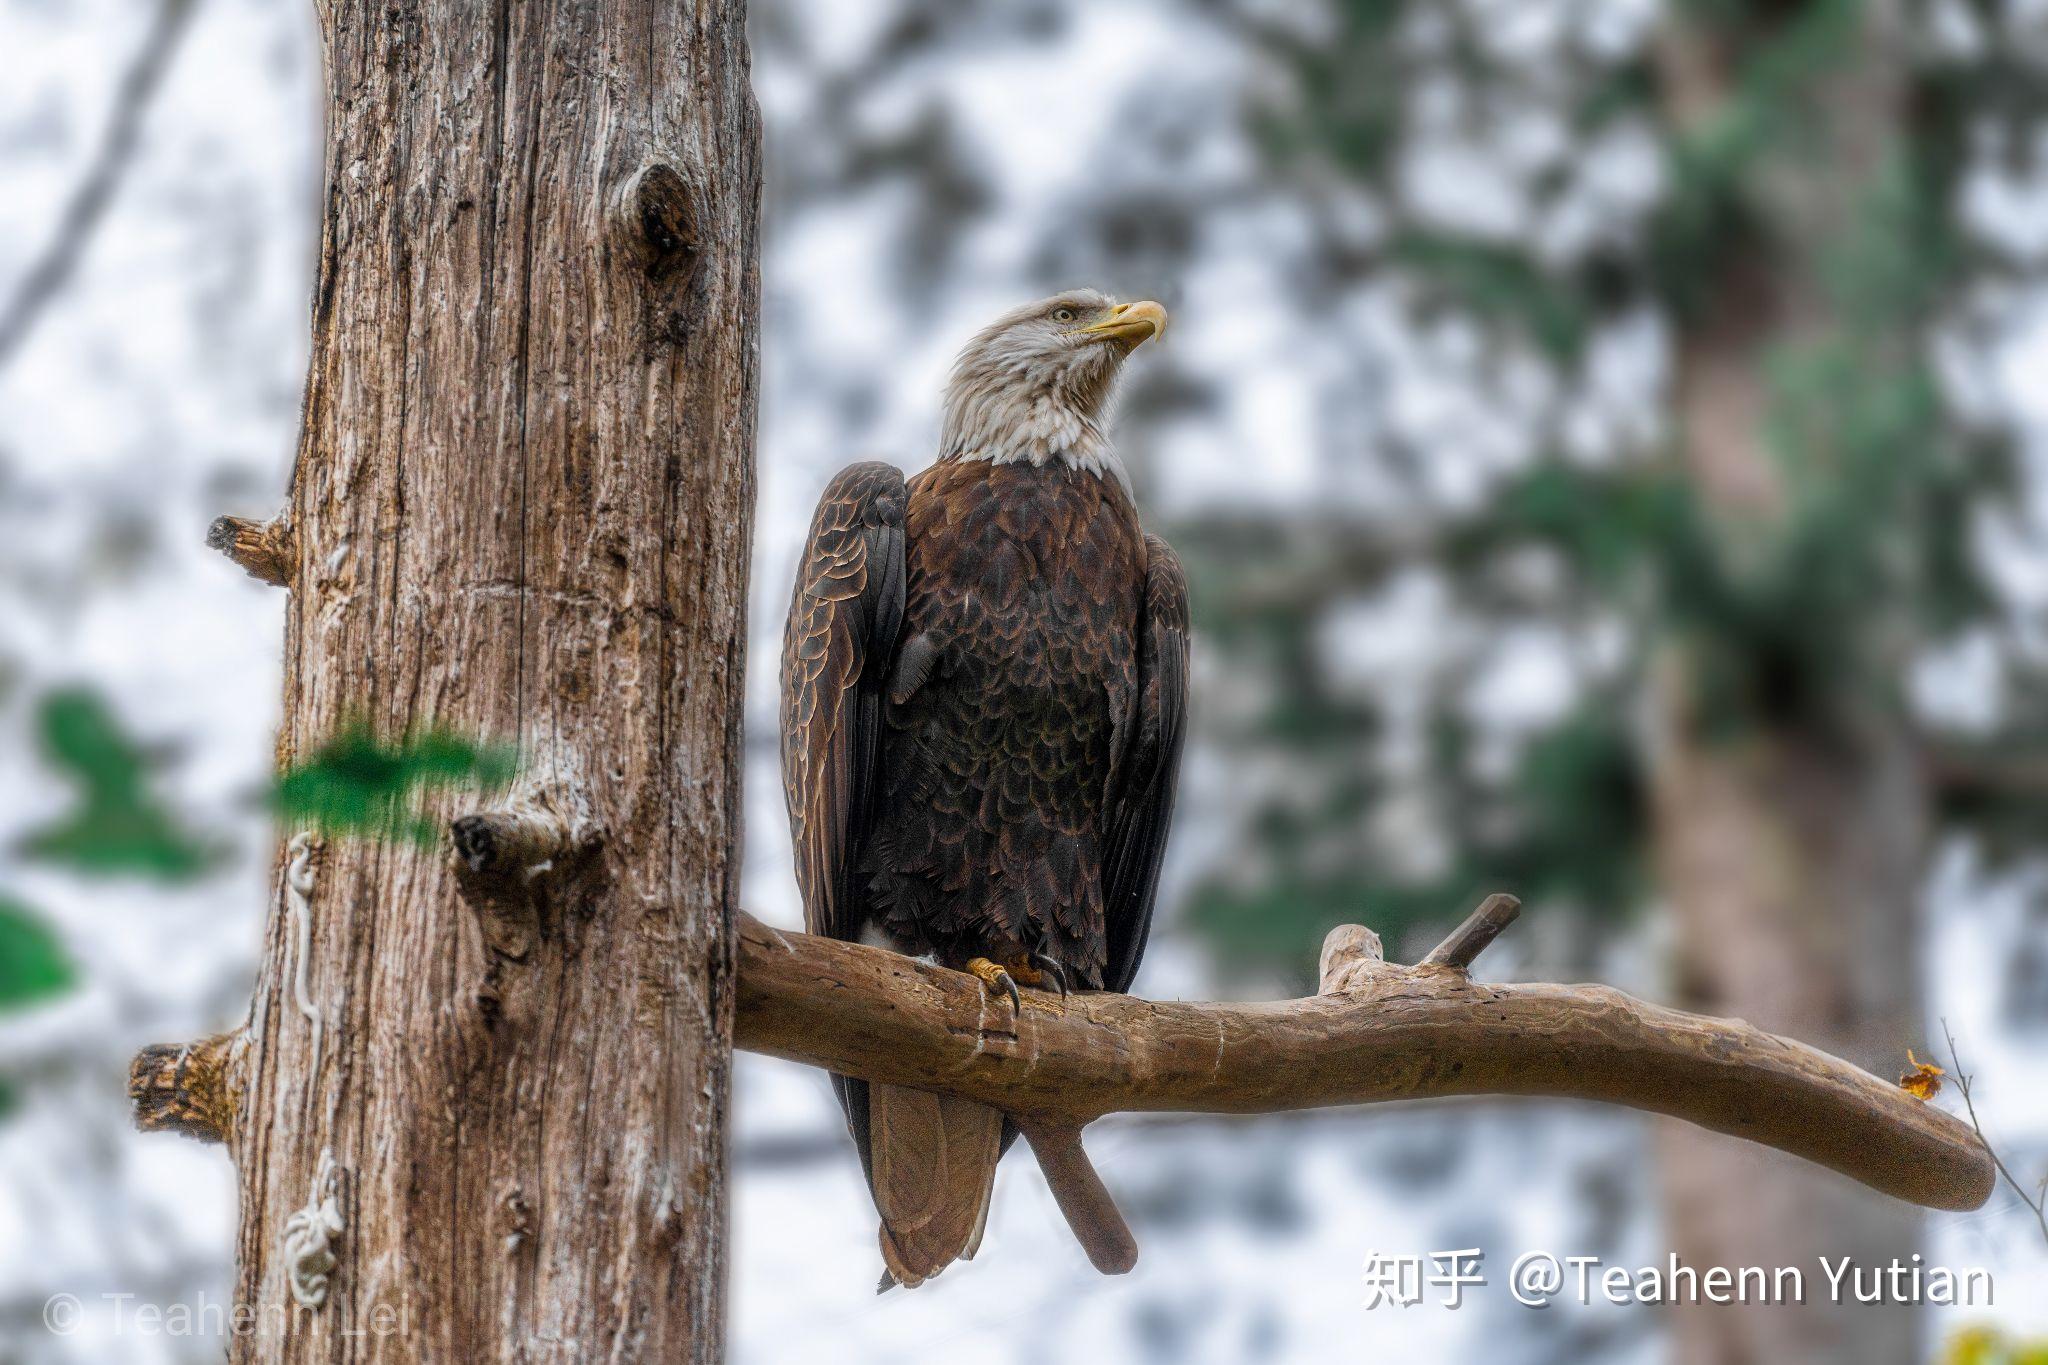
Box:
780;290;1189;1286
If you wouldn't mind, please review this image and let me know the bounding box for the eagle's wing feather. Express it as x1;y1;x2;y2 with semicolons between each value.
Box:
782;462;1009;1288
780;461;908;947
1100;533;1190;994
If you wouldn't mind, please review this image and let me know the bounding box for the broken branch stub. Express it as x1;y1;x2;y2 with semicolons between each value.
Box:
206;514;295;588
128;1028;243;1144
1017;1121;1139;1275
451;809;582;879
1318;922;1388;994
448;782;602;962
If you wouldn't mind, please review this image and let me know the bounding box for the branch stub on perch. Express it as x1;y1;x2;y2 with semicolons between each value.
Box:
1420;892;1522;970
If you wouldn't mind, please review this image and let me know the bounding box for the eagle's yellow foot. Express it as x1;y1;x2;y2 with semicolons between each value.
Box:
966;957;1021;1015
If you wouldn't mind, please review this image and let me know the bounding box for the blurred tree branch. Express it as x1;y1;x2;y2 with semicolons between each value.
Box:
1941;1019;2048;1249
0;0;199;371
1923;743;2048;801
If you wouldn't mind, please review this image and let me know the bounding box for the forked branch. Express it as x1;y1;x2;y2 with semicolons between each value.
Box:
734;899;1994;1215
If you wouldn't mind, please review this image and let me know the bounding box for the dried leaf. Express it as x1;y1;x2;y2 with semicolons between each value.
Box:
1898;1048;1944;1102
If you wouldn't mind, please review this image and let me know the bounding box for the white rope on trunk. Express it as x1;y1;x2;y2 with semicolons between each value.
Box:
283;1146;344;1308
284;832;323;1073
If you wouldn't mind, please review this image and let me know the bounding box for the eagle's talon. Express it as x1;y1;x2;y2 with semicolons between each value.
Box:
966;957;1022;1015
1028;952;1070;998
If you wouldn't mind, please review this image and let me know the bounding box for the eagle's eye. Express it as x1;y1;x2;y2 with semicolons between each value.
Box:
1051;306;1077;324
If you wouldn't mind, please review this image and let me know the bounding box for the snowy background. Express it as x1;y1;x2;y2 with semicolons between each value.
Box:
1;1;2044;1361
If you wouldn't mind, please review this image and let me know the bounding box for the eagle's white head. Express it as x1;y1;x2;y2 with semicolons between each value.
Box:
937;289;1167;491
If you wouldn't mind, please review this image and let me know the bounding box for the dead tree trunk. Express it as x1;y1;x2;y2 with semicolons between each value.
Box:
1654;5;1923;1362
178;5;759;1359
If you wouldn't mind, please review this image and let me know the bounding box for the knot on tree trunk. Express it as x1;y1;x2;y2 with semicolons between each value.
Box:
450;775;603;962
620;161;705;349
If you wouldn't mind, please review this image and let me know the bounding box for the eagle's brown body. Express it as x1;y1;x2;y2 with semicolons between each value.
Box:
780;290;1187;1287
864;457;1151;989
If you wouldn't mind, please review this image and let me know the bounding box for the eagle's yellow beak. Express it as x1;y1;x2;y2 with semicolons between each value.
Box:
1080;299;1167;347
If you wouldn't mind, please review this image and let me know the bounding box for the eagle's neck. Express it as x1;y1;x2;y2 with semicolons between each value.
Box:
937;387;1131;497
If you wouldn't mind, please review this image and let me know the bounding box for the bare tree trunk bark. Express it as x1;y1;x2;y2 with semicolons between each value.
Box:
222;4;759;1359
1654;5;1923;1362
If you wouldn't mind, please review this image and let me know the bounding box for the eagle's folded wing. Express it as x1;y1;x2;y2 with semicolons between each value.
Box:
779;462;908;945
1101;533;1190;994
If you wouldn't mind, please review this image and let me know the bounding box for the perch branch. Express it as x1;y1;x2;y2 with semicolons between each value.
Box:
206;514;296;587
733;903;1994;1215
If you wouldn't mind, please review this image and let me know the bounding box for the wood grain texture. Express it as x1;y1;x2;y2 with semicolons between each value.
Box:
734;913;1994;1216
222;4;760;1359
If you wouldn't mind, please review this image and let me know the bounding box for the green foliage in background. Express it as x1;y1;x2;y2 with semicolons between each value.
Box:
1175;0;2023;982
0;685;222;1121
0;686;511;1125
1650;0;1872;318
1185;684;1649;970
1386;235;1598;365
16;688;221;879
272;722;516;845
0;895;74;1011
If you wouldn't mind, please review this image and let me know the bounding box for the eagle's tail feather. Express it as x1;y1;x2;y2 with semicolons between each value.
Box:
869;1082;1003;1288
